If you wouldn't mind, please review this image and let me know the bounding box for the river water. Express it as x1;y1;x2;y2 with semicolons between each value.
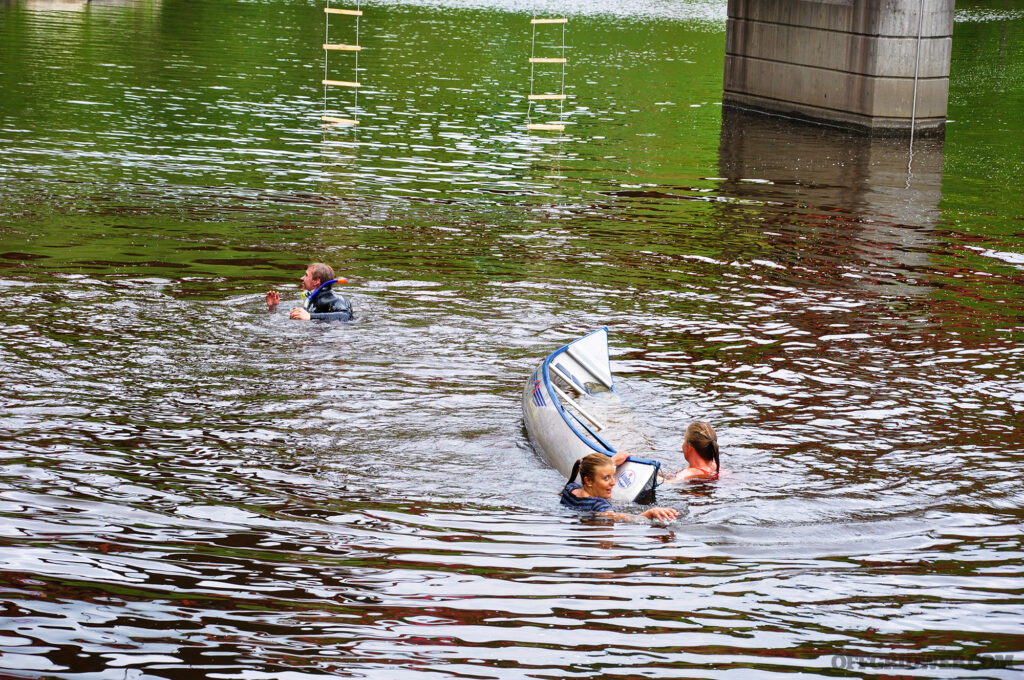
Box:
1;0;1022;678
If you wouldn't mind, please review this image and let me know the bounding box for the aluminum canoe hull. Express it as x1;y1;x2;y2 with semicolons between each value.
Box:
523;328;660;504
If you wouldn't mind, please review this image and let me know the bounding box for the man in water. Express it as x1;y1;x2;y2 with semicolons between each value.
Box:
266;263;353;322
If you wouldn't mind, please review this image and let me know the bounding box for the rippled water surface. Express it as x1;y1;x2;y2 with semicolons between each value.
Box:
1;0;1023;678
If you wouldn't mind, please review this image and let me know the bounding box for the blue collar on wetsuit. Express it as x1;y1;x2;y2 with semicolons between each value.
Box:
303;278;338;310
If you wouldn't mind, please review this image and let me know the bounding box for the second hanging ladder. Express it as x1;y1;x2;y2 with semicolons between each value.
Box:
526;17;567;132
322;2;363;126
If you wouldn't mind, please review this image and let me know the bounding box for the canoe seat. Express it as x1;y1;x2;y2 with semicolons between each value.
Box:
552;363;587;395
566;347;613;389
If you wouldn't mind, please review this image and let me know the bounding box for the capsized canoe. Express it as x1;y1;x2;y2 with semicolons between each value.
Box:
522;327;661;504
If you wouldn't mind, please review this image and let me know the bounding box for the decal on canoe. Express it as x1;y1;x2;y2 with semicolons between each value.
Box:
531;376;546;407
616;469;635;488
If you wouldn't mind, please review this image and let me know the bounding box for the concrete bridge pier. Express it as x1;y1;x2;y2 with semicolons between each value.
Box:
723;0;955;134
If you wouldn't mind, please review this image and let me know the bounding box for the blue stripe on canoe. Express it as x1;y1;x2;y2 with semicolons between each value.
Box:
531;378;546;407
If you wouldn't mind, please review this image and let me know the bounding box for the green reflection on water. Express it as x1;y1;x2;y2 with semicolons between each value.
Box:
943;4;1024;238
0;0;1020;305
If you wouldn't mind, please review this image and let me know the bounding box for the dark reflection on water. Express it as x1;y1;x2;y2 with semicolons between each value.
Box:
1;0;1023;678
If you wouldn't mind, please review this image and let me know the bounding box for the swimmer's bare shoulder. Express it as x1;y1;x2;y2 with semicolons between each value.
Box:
661;467;720;484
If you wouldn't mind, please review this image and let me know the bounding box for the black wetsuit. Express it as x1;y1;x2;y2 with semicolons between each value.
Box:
305;281;353;322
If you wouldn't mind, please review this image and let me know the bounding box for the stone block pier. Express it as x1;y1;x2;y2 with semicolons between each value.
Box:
723;0;955;134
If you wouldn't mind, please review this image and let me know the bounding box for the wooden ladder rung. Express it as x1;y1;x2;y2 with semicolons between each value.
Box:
529;57;566;64
531;18;567;24
324;43;362;51
529;94;566;100
322;79;361;88
527;123;565;131
325;7;362;15
322;116;358;126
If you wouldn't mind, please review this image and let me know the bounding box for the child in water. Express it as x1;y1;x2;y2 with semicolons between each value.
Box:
560;452;679;522
661;421;720;483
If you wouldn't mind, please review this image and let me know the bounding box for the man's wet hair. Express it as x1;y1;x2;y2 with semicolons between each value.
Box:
309;262;335;284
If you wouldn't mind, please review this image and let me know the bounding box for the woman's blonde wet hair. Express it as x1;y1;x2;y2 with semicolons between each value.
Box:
568;452;615;486
685;421;719;473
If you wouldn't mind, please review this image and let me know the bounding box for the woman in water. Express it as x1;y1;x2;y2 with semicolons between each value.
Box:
662;421;720;483
560;452;679;522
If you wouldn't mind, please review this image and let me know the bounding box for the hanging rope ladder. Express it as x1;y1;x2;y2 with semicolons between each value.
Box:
322;1;362;127
526;16;567;132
